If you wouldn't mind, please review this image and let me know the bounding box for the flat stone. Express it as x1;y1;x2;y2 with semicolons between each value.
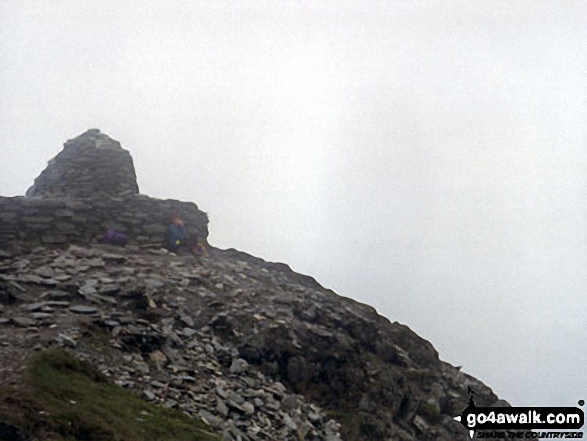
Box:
142;389;156;401
199;410;221;428
44;290;72;300
163;400;178;409
148;249;169;256
226;398;254;415
102;253;126;263
181;327;197;338
34;266;54;278
12;317;36;327
283;414;298;430
143;278;164;289
99;284;120;296
45;301;70;308
18;275;44;284
31;312;52;320
216;398;229;417
22;302;46;312
78;285;97;297
70;305;99;315
86;258;105;268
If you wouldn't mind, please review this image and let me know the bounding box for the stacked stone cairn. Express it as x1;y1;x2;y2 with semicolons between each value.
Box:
26;129;139;198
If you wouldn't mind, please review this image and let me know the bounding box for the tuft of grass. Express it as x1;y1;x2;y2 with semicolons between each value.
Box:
0;349;220;441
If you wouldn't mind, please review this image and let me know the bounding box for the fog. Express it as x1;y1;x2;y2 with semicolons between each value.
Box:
1;0;586;410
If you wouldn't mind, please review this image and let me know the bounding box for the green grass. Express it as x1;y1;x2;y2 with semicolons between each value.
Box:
0;350;220;441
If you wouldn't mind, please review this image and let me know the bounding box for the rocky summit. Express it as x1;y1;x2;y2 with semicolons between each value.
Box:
0;131;510;440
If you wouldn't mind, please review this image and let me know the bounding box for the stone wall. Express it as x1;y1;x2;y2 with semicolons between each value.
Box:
0;195;208;250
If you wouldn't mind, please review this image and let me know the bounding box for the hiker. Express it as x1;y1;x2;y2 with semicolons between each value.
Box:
167;213;208;257
167;214;189;252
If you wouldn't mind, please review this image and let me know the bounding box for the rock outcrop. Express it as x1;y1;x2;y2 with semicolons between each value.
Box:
0;130;514;440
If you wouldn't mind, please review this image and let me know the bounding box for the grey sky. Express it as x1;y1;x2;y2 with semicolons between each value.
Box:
1;0;586;409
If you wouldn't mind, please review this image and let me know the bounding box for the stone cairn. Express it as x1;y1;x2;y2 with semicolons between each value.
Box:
26;129;139;199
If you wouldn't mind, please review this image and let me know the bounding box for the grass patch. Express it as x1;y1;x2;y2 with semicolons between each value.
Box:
0;350;220;441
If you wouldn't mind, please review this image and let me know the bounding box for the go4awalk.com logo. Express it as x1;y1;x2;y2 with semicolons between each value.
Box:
454;390;584;439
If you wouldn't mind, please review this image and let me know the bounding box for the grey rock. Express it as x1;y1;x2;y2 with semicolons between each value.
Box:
283;414;298;430
229;358;249;374
142;389;156;401
99;284;120;295
22;302;46;312
227;399;253;414
240;401;255;415
78;284;98;297
163;399;178;409
34;266;54;278
199;409;221;428
58;333;77;348
12;317;36;327
45;300;70;308
44;290;72;300
179;314;194;327
413;415;430;432
70;305;98;315
86;258;105;268
217;398;229;417
181;327;197;338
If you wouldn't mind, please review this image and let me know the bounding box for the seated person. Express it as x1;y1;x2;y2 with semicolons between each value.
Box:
167;214;188;252
167;214;201;255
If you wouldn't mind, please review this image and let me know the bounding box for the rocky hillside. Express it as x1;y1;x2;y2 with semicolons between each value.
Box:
0;131;509;440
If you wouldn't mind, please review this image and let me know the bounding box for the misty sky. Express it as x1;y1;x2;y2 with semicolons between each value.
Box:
1;1;586;410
